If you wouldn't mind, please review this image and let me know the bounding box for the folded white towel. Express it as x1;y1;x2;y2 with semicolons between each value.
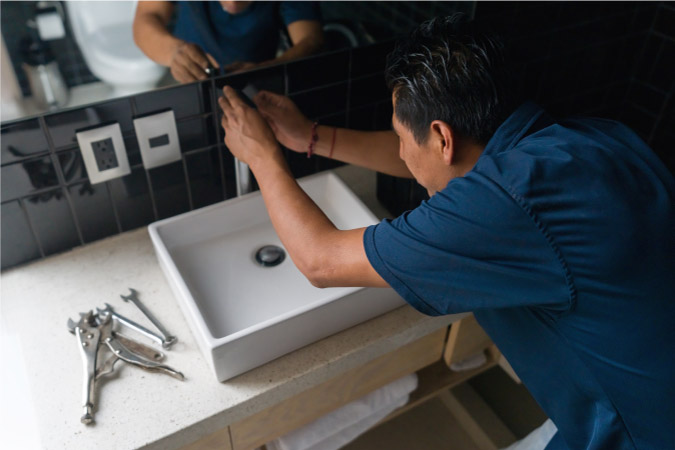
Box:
267;373;418;450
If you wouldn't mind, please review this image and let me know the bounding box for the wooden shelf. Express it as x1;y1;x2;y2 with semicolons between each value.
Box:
376;345;500;426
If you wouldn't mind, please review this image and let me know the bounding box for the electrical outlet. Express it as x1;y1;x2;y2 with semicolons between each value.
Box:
92;137;119;171
76;122;131;184
133;110;181;169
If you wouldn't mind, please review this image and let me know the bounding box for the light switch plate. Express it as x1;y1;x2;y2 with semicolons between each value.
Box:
133;110;181;169
76;122;131;184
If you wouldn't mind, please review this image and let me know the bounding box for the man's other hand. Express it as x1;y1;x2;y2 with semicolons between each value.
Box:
170;42;218;83
254;90;313;154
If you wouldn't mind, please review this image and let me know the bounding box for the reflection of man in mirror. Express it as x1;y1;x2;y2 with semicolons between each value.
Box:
133;1;323;83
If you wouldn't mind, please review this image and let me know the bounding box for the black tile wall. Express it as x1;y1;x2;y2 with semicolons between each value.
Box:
148;160;191;220
290;82;350;120
1;119;49;164
108;167;155;232
133;83;205;119
1;155;59;202
57;149;87;184
177;117;219;152
0;200;42;268
23;187;80;256
185;147;224;209
287;50;350;93
67;181;118;243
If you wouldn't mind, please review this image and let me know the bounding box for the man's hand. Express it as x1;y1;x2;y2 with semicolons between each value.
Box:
169;42;219;83
218;86;281;168
253;90;313;153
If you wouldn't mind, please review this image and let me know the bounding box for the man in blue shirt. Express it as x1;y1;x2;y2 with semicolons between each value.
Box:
133;1;323;82
218;15;675;449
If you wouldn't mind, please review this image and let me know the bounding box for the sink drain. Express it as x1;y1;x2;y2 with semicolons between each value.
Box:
255;245;286;267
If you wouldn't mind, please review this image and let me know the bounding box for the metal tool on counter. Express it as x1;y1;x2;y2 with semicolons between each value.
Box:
67;290;184;425
120;288;177;348
96;302;168;348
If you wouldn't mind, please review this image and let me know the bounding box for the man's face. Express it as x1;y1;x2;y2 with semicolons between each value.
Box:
219;1;252;14
391;97;446;196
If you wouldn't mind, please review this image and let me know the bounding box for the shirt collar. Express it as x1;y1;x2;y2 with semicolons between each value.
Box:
482;101;546;156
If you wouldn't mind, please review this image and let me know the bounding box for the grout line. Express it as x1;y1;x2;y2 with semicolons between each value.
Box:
182;156;195;211
210;76;228;200
18;197;46;258
105;181;123;235
145;169;160;221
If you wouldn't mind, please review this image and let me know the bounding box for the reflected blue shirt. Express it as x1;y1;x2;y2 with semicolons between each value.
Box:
173;1;320;67
364;102;675;449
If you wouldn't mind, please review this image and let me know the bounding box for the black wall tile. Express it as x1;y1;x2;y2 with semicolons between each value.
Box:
177;117;219;152
220;146;237;199
287;49;350;93
124;134;144;167
626;82;666;114
68;182;119;243
1;119;49;165
44;99;134;149
134;83;203;119
214;64;285;95
290;82;349;120
24;188;81;256
108;167;155;231
1;155;59;202
350;73;389;108
186;147;224;209
634;34;663;83
148;161;190;219
648;39;675;92
58;149;88;184
351;41;396;78
653;4;675;35
1;200;41;269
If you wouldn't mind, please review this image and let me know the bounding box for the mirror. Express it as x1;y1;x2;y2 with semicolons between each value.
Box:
1;1;474;123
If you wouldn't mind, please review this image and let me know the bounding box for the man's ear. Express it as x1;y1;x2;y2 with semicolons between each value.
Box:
430;120;455;166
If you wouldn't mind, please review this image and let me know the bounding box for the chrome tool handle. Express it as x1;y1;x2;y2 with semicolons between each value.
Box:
75;325;100;424
104;338;185;381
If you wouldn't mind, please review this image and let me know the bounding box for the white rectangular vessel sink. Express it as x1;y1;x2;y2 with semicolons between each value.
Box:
149;171;405;381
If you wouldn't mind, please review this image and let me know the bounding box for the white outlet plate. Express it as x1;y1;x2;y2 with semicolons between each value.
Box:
133;110;181;169
76;122;131;185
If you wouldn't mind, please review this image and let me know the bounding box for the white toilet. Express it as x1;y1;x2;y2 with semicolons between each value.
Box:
66;1;166;96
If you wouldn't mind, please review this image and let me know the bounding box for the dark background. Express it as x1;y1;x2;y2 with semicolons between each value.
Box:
1;1;673;269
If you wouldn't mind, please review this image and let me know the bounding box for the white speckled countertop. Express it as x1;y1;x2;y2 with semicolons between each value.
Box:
0;166;461;449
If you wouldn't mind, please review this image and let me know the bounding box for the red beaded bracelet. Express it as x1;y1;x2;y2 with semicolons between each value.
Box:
307;122;319;158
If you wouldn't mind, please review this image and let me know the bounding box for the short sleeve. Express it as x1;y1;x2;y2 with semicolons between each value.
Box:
363;171;571;316
279;1;321;25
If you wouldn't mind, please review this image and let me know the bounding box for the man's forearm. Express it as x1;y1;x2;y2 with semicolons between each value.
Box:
311;128;412;179
250;151;388;288
133;13;182;66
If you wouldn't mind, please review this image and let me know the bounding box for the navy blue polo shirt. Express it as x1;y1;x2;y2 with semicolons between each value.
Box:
173;1;320;67
364;102;675;449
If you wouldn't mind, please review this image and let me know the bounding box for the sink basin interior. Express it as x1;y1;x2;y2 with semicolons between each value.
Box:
154;172;377;340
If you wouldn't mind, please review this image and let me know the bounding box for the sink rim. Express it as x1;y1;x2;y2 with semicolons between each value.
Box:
148;171;377;348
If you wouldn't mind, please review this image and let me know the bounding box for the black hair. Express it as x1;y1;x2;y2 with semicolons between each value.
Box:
385;14;514;145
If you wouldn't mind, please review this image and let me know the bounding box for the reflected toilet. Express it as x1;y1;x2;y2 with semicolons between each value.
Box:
66;0;166;96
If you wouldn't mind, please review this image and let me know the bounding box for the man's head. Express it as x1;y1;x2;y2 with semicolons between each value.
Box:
386;14;513;194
